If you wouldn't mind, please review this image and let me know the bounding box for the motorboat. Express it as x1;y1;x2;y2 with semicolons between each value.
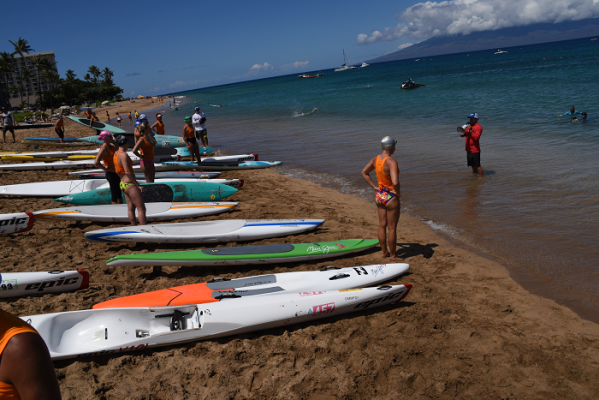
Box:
494;49;508;54
334;50;357;71
401;79;424;90
298;71;323;79
360;62;369;68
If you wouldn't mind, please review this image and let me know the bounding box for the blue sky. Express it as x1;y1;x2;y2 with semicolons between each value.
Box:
3;0;597;97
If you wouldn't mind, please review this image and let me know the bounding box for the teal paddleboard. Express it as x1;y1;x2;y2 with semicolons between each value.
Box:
66;116;126;134
53;182;237;205
106;239;379;267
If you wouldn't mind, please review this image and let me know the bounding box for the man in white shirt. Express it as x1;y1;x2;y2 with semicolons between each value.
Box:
2;107;16;143
191;106;208;147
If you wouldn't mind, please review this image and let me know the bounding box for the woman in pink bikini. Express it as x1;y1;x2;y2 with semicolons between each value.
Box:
361;136;401;260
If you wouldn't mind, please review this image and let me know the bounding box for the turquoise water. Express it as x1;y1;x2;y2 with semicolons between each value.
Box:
159;37;599;322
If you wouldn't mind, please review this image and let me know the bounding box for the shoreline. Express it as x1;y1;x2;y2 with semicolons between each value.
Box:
1;152;599;397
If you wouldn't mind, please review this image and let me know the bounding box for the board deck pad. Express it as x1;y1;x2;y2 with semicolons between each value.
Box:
67;116;126;133
141;185;174;202
201;244;295;256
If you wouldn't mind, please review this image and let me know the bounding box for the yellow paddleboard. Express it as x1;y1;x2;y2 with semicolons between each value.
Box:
2;155;96;162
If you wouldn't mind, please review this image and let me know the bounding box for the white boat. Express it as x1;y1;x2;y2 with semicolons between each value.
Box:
360;62;369;68
1;270;88;298
334;50;357;71
0;212;34;235
21;285;412;360
494;49;508;54
85;219;325;243
0;178;242;197
33;202;238;222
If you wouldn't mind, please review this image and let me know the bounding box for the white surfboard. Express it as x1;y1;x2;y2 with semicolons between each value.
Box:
0;178;242;197
70;171;222;179
0;154;180;171
1;270;89;298
33;202;238;222
0;212;35;235
21;284;412;360
85;219;325;243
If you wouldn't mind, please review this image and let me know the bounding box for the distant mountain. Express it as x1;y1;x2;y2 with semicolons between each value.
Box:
368;18;599;63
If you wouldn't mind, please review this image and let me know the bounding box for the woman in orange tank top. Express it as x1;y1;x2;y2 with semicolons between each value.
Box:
361;136;401;260
151;113;165;134
182;116;201;165
132;120;156;183
114;135;146;226
0;310;62;400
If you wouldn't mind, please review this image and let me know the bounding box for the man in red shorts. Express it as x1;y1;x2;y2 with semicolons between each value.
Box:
460;112;483;177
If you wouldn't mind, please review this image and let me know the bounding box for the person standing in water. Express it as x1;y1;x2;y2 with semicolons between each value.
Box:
361;136;401;260
116;112;122;127
94;131;122;204
114;135;146;225
460;112;483;177
192;106;208;147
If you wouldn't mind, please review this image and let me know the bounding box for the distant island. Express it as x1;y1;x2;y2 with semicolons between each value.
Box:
368;18;599;63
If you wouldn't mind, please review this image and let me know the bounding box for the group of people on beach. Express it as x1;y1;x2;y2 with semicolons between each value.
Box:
362;112;484;260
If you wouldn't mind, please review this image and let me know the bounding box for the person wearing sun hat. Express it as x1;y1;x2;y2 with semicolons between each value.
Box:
93;131;122;204
182;116;201;165
460;112;483;177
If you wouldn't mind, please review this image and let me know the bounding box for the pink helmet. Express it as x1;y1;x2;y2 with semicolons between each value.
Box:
98;130;112;140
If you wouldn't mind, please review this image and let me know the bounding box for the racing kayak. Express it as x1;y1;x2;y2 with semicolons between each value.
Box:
70;171;222;179
0;154;179;171
1;270;89;298
106;238;379;267
85;219;324;243
33;202;238;222
66;116;126;134
54;181;237;205
94;263;410;308
0;212;34;235
22;284;412;360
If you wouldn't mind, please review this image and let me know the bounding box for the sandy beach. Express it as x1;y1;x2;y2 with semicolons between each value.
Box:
2;99;599;399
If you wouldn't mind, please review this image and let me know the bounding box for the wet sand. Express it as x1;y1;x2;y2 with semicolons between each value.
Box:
2;101;599;399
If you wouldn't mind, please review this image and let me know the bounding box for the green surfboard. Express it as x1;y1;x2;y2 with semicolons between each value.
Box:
105;239;379;267
53;182;237;205
66;116;126;134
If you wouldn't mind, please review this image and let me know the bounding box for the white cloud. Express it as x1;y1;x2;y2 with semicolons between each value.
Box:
280;61;310;71
357;0;599;44
249;62;274;73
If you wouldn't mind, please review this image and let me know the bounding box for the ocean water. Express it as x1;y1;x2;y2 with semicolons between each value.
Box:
158;37;599;323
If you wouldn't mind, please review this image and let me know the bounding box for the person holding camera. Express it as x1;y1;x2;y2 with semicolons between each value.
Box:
459;112;483;177
192;106;208;147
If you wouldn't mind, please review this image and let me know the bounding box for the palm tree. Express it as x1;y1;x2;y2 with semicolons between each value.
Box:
20;68;31;107
65;69;77;106
42;70;60;110
88;65;101;102
0;52;15;106
30;54;50;107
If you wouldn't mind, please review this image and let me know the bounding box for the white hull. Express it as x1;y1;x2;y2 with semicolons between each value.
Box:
0;178;242;197
0;154;179;171
85;219;325;243
33;202;238;222
21;285;412;360
0;212;35;234
1;270;89;298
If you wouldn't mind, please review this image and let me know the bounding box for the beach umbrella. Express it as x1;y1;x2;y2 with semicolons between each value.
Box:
59;105;70;110
102;100;110;105
137;95;144;99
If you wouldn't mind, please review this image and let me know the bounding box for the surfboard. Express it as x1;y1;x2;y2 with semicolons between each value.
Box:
0;154;179;171
1;178;240;197
54;181;238;205
106;238;379;267
71;171;222;179
23;285;412;360
34;202;238;222
65;161;213;176
1;270;89;298
66;116;126;134
189;161;283;171
20;140;94;147
84;218;323;243
1;154;96;162
94;263;410;308
0;212;34;235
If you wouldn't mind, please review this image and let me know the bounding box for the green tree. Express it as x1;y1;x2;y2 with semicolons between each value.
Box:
30;54;50;107
65;69;77;106
0;52;15;106
8;38;34;104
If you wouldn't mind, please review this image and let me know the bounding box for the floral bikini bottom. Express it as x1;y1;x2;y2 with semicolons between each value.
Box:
375;187;396;206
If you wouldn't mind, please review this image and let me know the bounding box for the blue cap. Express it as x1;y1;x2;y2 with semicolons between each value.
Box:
468;113;479;119
135;121;141;126
139;114;147;120
195;106;200;110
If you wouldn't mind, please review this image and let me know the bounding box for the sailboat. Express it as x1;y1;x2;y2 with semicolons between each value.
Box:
334;50;357;72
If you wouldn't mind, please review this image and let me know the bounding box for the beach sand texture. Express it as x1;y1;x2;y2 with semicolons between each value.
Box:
2;99;599;399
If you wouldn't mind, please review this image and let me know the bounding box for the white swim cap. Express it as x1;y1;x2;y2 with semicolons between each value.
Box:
381;136;397;150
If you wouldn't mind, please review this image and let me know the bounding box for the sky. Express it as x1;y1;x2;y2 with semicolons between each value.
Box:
3;0;598;97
